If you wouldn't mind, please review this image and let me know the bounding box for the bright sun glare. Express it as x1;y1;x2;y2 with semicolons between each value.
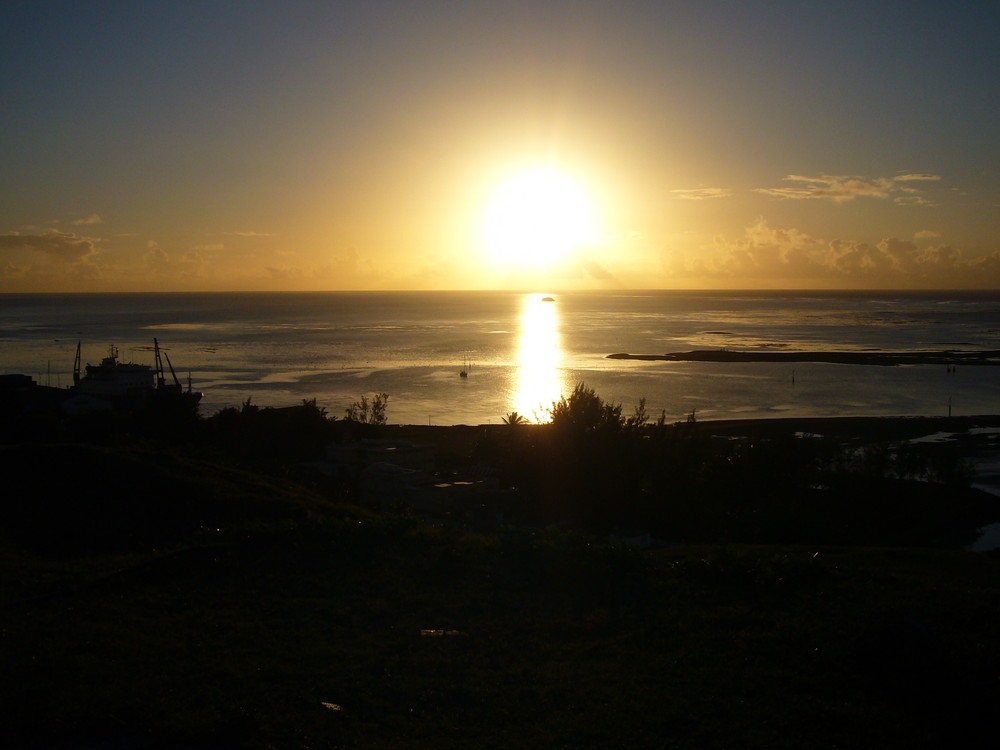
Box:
483;168;597;267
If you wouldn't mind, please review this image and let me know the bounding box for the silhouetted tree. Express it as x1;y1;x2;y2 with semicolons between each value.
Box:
549;383;625;435
345;393;389;425
204;398;336;464
502;411;528;425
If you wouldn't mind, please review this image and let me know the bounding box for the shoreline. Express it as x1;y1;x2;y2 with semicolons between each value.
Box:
607;349;1000;366
676;413;1000;440
391;413;1000;444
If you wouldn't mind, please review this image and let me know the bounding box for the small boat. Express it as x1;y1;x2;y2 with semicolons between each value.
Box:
541;296;555;302
459;358;471;378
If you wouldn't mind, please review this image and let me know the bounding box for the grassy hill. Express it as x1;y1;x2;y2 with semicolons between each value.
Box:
1;440;998;748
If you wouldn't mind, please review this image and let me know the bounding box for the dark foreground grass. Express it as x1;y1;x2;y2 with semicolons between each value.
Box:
2;436;999;749
3;513;999;749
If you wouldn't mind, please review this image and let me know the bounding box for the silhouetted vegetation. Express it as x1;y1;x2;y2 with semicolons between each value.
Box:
203;397;337;465
2;379;996;547
474;383;996;546
501;410;527;425
344;392;389;425
2;384;999;748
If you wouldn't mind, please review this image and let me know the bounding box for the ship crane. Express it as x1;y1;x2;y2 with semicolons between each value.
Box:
153;337;184;392
73;341;82;387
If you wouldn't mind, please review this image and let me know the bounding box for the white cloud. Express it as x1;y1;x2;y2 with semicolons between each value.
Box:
894;195;934;207
660;218;1000;287
756;173;943;206
72;213;104;225
755;175;894;203
671;188;732;200
894;173;941;182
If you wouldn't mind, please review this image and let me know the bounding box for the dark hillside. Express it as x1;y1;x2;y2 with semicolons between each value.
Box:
1;514;998;749
2;402;999;747
0;442;358;556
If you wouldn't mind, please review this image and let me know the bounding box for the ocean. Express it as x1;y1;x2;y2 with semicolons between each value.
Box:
2;290;999;426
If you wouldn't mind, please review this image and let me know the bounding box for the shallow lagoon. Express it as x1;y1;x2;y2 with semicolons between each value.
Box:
2;289;999;425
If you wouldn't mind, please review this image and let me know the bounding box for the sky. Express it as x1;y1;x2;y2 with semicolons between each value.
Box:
1;0;998;292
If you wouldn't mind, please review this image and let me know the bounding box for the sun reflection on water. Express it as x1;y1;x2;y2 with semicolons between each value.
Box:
512;294;565;421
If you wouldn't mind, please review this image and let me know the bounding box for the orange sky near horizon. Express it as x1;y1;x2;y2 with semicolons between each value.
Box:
2;2;998;293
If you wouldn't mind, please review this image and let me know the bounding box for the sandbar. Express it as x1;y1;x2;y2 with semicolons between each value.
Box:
607;349;1000;366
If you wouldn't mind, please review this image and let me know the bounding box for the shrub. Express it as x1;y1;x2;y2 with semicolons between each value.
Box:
345;393;389;425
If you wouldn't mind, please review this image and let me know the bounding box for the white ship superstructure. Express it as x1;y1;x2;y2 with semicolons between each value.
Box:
71;339;201;410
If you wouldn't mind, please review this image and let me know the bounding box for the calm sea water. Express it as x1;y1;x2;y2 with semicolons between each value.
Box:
2;290;999;425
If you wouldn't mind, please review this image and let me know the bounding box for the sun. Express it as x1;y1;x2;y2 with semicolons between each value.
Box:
483;167;597;267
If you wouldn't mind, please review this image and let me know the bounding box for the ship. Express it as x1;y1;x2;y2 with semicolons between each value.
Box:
71;338;202;410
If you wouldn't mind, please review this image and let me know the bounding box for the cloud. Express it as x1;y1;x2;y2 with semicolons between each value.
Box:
671;188;732;200
0;230;98;261
143;243;169;271
261;249;379;286
894;195;933;207
143;243;204;279
265;265;293;280
220;231;277;237
755;175;894;203
661;218;830;280
71;259;102;281
176;251;204;277
756;173;943;206
1;262;26;280
660;218;1000;287
72;213;104;225
914;230;941;239
894;173;941;182
582;259;617;282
